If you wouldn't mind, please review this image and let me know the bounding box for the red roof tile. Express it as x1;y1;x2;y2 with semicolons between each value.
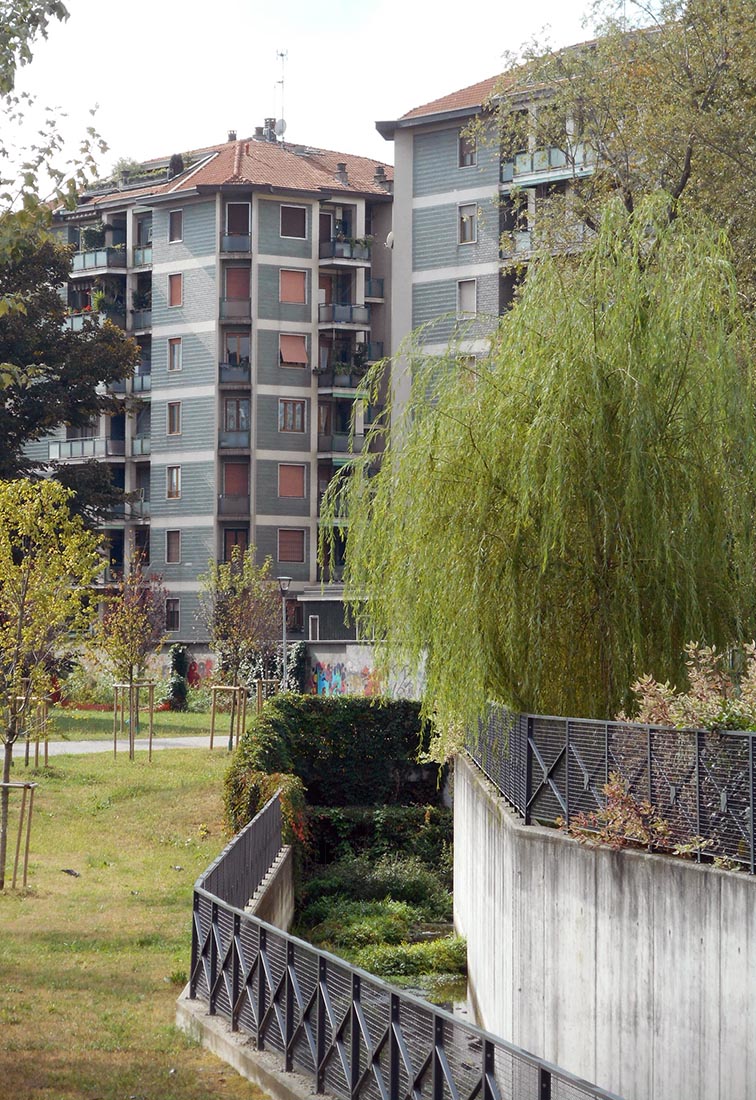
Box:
399;74;504;121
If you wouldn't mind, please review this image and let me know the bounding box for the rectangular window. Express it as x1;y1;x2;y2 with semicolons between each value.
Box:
280;269;307;304
279;399;306;433
458;132;477;168
166;530;181;563
278;528;305;563
168;273;183;306
226;202;250;235
167;401;182;435
224;332;250;365
278;463;306;498
224;528;248;561
168;210;183;242
459;204;477;244
165;598;180;631
319;210;333;242
166;465;181;499
168;337;182;372
226;266;250;299
279;333;308;367
280;204;307;239
224;398;250;432
457;279;477;316
308;614;320;642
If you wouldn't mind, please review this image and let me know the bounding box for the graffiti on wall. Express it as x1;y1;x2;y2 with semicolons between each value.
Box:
310;661;382;697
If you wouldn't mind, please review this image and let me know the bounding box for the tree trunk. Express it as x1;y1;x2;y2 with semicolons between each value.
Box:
0;737;15;890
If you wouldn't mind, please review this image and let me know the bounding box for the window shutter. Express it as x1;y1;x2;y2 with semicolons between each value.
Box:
279;464;305;497
280;334;308;365
278;528;305;562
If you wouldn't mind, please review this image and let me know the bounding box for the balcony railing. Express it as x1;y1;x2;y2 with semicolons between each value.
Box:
319;239;372;262
365;277;384;299
366;340;383;361
219;361;251;384
221;234;251;252
133;246;153;266
131;435;151;456
318;432;365;453
316;369;365;389
71;247;126;272
49;437;125;460
131;309;152;329
64;311;105;332
219;429;250;448
220;298;251;320
504;142;595;181
132;372;152;393
318;303;370;325
218;494;250;516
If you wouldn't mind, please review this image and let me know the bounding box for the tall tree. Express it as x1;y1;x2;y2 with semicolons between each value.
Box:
323;195;756;746
0;477;101;886
491;0;756;295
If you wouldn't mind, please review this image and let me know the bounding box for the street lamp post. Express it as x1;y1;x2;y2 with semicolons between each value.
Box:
278;576;292;691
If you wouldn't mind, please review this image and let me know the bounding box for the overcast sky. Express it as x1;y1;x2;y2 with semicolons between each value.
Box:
15;0;598;174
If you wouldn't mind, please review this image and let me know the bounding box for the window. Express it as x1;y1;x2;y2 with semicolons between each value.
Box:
226;266;250;299
279;333;308;367
168;337;182;372
223;462;249;495
224;398;249;432
224;528;248;561
167;401;182;435
226;203;250;235
457;279;477;316
166;465;181;499
166;530;181;563
165;598;180;631
308;614;320;642
280;204;306;238
168;273;183;306
224;332;250;365
278;528;305;563
279;464;306;498
319;210;333;242
279;399;306;433
459;132;477;168
168;210;183;242
459;204;477;244
280;269;307;304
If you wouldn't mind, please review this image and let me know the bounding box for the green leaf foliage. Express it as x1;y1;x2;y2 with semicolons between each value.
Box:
298;854;452;924
324;195;756;738
226;695;435;808
306;805;452;877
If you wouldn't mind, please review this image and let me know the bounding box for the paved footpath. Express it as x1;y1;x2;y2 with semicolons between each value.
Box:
43;735;214;756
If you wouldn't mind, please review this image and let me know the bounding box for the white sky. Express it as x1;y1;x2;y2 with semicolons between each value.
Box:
14;0;596;176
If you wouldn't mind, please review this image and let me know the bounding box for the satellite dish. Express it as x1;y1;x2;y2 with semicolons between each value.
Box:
385;230;395;250
275;118;287;136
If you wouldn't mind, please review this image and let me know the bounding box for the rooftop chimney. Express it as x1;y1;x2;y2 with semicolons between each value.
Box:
264;117;277;142
254;126;265;140
336;161;349;185
228;129;237;142
373;165;386;182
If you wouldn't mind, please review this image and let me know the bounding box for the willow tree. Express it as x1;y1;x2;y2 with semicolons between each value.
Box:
323;195;756;746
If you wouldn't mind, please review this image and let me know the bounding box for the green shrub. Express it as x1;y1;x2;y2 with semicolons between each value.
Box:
298;854;452;923
223;766;308;845
305;898;422;951
353;937;467;978
227;695;438;808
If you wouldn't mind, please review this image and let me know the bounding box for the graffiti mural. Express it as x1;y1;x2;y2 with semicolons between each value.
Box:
310;659;382;697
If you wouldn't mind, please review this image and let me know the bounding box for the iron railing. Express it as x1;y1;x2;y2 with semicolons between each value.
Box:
467;707;756;874
190;793;624;1100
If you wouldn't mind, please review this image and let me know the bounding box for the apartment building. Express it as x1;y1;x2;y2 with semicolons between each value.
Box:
376;71;594;381
32;125;393;647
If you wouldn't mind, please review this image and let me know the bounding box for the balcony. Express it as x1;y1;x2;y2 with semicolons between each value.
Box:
71;247;127;273
64;310;105;332
127;497;150;520
220;298;252;321
318;432;365;454
365;277;384;300
365;341;383;362
218;494;250;516
49;437;125;460
131;309;152;330
316;368;366;390
219;429;250;448
221;234;251;253
319;239;372;264
133;246;153;266
318;303;370;327
504;142;595;183
133;371;152;393
131;435;151;456
219;361;251;385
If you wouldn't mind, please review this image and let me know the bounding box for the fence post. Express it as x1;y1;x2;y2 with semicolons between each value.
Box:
209;902;218;1015
350;974;361;1098
432;1015;445;1100
316;956;327;1093
482;1040;498;1100
647;725;653;804
750;734;755;877
285;941;295;1070
538;1066;552;1100
231;913;240;1030
190;892;199;998
564;719;571;828
389;994;400;1100
695;732;703;863
525;716;534;825
257;927;267;1049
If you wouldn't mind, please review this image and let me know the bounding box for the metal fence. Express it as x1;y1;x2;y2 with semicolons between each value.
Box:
467;707;756;873
190;793;624;1100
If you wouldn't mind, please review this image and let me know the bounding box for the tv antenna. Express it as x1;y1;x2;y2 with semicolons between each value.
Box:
276;49;288;135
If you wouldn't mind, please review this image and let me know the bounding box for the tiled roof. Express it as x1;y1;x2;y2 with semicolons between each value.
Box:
76;137;393;209
399;74;504;121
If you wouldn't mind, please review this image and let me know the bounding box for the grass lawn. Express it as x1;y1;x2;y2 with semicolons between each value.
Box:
49;707;219;742
0;748;265;1100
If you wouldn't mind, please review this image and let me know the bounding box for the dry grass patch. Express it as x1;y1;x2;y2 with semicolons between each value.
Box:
0;749;265;1100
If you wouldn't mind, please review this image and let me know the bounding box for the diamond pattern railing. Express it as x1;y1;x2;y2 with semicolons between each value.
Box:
467;707;756;873
189;793;624;1100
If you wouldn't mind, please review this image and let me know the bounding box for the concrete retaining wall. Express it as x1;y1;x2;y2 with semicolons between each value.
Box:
454;752;756;1100
246;846;294;931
